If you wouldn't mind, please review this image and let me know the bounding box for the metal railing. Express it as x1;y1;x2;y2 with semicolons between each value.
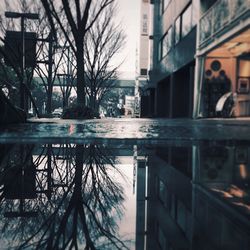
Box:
199;0;250;46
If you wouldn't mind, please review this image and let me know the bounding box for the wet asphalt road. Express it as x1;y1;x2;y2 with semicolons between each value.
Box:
1;117;250;144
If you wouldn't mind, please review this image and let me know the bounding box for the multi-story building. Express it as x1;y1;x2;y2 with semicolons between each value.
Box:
136;144;250;249
140;0;250;118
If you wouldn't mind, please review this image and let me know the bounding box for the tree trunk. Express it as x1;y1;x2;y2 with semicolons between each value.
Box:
46;91;52;114
76;39;85;107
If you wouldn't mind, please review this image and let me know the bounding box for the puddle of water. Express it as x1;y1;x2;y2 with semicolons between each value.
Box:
0;141;250;249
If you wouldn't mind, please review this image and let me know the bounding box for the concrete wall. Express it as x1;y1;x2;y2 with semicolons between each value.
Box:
159;28;197;79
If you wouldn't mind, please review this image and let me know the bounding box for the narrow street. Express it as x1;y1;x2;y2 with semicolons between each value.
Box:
0;0;250;249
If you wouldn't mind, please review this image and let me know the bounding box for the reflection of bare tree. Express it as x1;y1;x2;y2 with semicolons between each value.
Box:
0;144;39;248
0;144;131;249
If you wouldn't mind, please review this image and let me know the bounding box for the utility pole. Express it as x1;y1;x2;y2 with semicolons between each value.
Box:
47;32;53;114
37;32;55;114
5;12;39;112
56;45;71;108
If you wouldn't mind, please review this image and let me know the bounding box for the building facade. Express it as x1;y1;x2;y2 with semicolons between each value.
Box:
136;144;250;249
140;0;250;118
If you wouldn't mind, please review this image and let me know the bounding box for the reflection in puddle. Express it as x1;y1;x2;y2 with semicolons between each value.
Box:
0;144;135;249
0;142;250;249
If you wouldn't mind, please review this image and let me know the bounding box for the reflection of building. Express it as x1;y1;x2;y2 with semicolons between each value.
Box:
141;0;250;118
193;145;250;249
145;146;193;250
137;144;250;250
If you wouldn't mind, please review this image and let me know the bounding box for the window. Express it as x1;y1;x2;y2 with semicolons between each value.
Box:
157;224;167;249
160;0;171;15
157;178;168;207
158;41;162;61
159;0;163;15
177;200;186;232
170;194;176;218
163;0;171;12
174;4;194;45
174;16;181;44
181;4;192;37
159;26;173;59
140;68;147;76
158;179;165;202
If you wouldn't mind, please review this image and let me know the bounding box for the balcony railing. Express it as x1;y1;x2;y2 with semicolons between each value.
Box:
199;0;250;47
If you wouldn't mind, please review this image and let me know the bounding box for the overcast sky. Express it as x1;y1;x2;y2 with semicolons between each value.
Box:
0;0;141;79
115;0;141;79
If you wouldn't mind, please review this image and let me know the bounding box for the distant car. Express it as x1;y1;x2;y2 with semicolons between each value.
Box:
52;108;63;117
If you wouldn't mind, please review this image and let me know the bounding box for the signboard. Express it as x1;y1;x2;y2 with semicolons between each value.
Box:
139;0;150;77
125;95;135;109
4;31;37;67
141;13;148;35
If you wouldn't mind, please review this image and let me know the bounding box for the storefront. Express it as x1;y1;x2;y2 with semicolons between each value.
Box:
194;0;250;118
198;29;250;118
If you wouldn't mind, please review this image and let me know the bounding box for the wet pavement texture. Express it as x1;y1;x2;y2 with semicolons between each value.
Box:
0;118;250;249
1;117;250;144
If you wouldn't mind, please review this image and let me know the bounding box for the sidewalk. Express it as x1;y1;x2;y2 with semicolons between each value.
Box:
1;117;250;144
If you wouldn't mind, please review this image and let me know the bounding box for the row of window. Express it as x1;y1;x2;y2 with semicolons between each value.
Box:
156;176;192;241
158;4;194;60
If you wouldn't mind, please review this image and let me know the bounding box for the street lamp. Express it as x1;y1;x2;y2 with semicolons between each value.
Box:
5;12;39;19
5;11;39;111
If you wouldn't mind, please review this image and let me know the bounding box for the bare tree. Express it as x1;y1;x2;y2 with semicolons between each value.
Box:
41;0;115;109
56;45;77;108
35;36;69;114
0;143;132;249
84;4;126;113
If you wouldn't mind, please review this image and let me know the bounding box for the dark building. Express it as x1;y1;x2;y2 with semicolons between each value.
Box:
147;0;197;118
136;144;250;249
140;0;250;118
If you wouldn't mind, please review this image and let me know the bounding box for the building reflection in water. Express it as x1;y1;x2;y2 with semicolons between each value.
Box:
144;144;250;250
0;142;250;249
